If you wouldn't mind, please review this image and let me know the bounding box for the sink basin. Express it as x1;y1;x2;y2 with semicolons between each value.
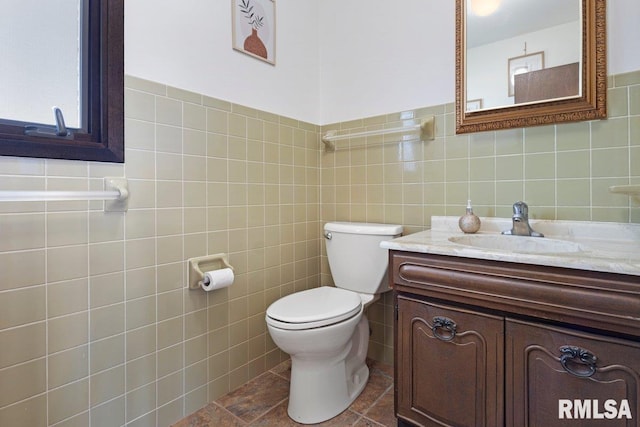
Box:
448;234;585;254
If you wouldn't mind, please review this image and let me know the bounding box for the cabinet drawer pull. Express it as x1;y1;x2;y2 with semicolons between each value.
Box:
559;346;597;378
432;316;457;341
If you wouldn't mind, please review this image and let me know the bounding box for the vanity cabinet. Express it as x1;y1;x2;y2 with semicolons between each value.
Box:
391;251;640;427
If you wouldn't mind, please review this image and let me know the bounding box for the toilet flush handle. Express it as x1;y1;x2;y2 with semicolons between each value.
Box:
324;231;332;240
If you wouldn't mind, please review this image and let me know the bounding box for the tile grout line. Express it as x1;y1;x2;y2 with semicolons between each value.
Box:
212;401;250;426
245;397;289;426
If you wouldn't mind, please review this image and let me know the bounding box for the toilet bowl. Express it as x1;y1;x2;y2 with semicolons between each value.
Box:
265;222;402;424
266;287;370;424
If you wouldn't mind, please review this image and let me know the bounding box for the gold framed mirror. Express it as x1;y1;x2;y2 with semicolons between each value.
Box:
455;0;606;134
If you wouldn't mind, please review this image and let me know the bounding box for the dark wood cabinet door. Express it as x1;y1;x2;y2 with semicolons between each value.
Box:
506;319;640;427
396;296;504;427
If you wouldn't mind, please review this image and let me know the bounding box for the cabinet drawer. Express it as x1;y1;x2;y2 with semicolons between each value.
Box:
396;296;504;427
506;319;640;427
391;251;640;338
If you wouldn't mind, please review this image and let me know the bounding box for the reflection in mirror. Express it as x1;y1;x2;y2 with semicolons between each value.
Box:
456;0;606;134
466;0;581;111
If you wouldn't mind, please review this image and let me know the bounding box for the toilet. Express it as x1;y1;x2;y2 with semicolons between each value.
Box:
265;221;403;424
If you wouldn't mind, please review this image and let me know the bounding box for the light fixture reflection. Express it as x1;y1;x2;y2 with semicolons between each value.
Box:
469;0;502;16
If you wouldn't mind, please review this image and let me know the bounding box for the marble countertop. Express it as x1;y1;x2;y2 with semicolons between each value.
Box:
381;216;640;276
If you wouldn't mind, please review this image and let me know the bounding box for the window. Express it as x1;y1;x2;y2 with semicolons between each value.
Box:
0;0;124;163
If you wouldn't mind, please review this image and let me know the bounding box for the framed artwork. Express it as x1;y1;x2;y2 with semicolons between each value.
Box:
466;98;483;111
232;0;276;65
508;51;544;96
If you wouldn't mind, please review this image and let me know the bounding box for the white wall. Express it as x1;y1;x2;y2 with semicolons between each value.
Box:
317;0;455;124
608;0;640;75
125;0;321;124
125;0;640;125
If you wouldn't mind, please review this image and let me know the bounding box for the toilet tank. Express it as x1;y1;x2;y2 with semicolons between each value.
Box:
324;222;403;295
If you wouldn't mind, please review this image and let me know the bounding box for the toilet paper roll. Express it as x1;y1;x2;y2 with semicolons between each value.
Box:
200;268;234;291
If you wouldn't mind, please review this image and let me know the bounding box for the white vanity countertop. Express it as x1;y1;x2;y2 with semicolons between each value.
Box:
380;216;640;276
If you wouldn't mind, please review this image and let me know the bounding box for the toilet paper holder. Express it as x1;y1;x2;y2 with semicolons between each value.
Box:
187;253;234;290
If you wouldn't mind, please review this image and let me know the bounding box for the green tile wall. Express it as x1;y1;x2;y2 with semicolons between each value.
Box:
0;69;639;425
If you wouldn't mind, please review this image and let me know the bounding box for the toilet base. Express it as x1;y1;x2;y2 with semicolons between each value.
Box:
286;316;370;424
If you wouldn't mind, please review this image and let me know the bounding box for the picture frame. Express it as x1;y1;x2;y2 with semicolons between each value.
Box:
232;0;276;65
466;98;483;111
508;51;544;97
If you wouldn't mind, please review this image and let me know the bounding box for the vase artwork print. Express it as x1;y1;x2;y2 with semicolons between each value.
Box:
232;0;275;64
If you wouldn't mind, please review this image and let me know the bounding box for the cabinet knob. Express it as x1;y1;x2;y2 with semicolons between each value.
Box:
432;316;457;342
559;346;597;378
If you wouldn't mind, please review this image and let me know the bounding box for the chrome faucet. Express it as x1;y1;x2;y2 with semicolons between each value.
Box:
502;201;544;237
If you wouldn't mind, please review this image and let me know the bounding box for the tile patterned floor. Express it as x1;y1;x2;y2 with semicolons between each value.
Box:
172;359;396;426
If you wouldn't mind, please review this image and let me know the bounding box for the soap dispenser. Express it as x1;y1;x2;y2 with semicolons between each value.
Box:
459;200;481;234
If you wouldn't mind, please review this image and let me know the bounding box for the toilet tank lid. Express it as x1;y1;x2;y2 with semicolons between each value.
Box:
324;222;403;236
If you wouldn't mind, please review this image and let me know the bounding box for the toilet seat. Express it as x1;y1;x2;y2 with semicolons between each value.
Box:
266;287;362;330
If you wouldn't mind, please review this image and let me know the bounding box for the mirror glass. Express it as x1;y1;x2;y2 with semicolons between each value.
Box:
465;0;581;112
455;0;606;134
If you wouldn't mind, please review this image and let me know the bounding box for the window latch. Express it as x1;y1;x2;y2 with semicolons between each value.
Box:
24;107;72;139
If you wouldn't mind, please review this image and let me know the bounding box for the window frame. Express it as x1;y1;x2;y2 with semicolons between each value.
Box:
0;0;124;163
